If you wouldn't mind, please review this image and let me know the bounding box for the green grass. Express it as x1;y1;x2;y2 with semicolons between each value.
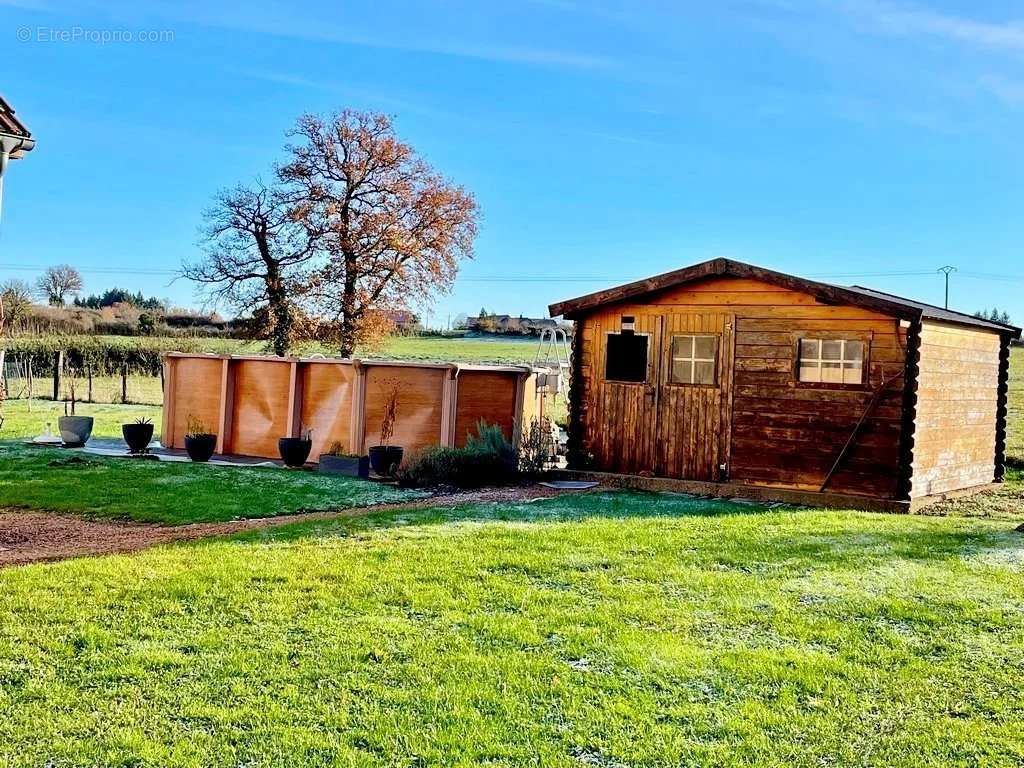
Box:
0;399;162;441
0;492;1022;766
0;445;423;524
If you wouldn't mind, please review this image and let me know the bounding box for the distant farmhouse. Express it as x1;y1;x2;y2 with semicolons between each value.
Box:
462;313;572;336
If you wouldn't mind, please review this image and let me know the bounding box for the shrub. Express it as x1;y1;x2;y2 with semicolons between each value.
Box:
518;418;551;477
398;420;517;489
396;445;516;489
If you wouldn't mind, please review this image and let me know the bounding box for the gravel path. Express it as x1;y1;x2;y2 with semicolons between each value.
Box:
0;486;567;568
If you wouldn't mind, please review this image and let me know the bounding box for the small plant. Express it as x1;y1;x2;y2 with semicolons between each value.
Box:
326;440;359;458
134;417;153;426
185;415;213;438
300;426;313;442
65;365;78;416
518;417;551;477
378;379;401;446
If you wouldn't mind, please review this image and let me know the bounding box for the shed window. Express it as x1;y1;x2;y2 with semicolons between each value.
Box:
798;338;864;384
669;335;719;385
605;333;648;382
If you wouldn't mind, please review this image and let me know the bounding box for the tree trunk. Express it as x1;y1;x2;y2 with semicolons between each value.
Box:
339;254;358;358
269;295;292;357
339;317;358;359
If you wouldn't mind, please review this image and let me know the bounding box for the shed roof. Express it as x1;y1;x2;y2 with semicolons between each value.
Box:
549;257;1021;337
0;96;31;140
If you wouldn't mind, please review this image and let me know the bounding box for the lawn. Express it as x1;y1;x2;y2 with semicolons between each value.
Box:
0;445;423;524
0;399;162;442
0;492;1022;766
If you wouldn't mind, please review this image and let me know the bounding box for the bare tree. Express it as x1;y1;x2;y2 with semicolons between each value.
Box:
0;279;33;329
35;265;83;306
183;180;318;356
280;110;479;357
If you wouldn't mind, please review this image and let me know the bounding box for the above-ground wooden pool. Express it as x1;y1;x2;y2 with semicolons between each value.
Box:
161;353;549;460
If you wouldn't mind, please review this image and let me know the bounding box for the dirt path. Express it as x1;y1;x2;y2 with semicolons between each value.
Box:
0;486;568;568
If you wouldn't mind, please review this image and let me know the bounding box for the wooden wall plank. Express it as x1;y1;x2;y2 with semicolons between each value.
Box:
910;321;1001;498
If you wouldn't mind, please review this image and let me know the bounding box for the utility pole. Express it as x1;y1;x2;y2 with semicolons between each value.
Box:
937;265;957;309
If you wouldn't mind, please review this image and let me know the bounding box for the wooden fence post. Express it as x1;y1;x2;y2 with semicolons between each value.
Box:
53;350;63;401
87;364;93;403
27;358;33;410
121;363;128;404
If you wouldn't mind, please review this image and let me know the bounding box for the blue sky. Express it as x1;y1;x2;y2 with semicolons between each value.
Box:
1;0;1023;325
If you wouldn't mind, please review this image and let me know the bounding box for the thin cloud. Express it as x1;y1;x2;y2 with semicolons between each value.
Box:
979;74;1024;106
146;3;615;71
842;0;1024;52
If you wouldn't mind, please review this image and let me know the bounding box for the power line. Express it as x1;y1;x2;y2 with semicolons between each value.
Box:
0;262;1022;285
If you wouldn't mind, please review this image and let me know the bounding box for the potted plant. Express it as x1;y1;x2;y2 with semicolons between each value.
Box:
318;441;370;478
184;416;217;462
122;417;154;454
368;380;403;476
57;369;93;447
278;427;313;468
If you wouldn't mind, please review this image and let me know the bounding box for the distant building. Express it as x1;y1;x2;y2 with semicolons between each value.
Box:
462;314;572;336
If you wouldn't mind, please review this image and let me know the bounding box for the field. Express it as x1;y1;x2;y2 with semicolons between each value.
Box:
0;334;561;441
0;492;1022;766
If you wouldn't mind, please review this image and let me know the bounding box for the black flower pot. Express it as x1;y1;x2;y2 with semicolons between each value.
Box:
368;445;404;476
278;437;313;468
122;422;154;454
58;416;94;447
185;433;217;462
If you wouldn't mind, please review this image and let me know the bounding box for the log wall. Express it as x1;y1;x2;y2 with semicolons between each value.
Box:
910;322;1002;496
162;354;543;461
573;276;911;497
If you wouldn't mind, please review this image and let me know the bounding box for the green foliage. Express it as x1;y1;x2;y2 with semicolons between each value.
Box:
2;335;210;377
465;419;512;456
399;420;517;488
74;287;165;311
973;307;1013;325
397;445;517;488
0;444;421;524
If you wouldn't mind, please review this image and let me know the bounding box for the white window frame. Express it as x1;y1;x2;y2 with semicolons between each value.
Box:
668;334;718;385
798;338;865;385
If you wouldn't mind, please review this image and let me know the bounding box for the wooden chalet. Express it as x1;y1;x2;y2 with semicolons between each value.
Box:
549;258;1020;507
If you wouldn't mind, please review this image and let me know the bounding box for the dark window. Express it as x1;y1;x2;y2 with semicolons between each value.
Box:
605;333;648;382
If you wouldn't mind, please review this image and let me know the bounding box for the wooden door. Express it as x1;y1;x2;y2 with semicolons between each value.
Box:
655;312;734;480
591;313;662;474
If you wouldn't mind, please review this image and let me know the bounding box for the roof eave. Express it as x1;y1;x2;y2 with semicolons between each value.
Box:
549;257;922;322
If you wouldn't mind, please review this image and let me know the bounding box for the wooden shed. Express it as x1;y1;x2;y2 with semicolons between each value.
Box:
162;355;544;461
549;258;1020;508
